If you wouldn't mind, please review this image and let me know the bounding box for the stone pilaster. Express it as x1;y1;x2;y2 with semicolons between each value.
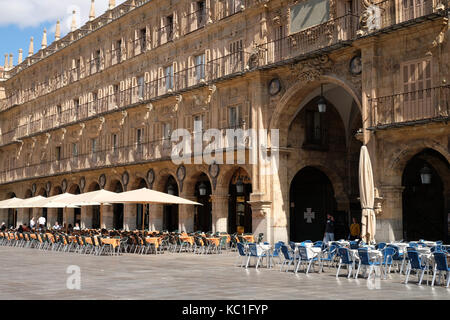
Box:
149;204;163;231
102;204;113;229
211;194;229;233
248;199;272;243
376;185;405;242
123;204;136;231
179;195;196;233
80;207;89;229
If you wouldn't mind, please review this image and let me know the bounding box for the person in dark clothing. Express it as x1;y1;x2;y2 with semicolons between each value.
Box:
17;225;24;233
0;222;6;231
323;214;335;243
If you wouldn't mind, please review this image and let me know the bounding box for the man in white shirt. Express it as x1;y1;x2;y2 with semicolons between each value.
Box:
38;216;46;230
29;217;36;230
52;221;61;231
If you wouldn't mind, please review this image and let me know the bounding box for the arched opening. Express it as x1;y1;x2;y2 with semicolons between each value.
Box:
194;173;212;232
112;180;124;230
290;167;337;242
163;175;179;232
7;192;17;229
402;149;449;242
228;168;252;234
135;178;149;231
69;185;81;227
88;182;101;229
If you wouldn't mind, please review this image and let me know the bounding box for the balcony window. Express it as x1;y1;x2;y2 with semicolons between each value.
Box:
115;39;122;63
163;123;172;140
166;15;174;40
194;54;205;83
165;65;174;91
197;1;206;26
138;76;145;100
140;28;147;52
228;106;240;128
112;134;118;154
290;0;330;34
72;143;78;157
56;146;61;161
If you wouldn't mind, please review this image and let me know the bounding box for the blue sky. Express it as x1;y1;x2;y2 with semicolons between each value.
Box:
0;0;126;67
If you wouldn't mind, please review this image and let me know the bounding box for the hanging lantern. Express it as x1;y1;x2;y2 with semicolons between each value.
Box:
236;177;244;194
199;182;207;196
167;184;175;195
419;165;432;185
318;84;327;113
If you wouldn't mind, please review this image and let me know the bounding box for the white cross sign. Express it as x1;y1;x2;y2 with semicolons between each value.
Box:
304;208;315;223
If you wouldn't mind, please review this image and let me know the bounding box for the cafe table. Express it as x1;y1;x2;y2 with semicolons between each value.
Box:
179;235;194;246
243;235;255;243
145;237;161;249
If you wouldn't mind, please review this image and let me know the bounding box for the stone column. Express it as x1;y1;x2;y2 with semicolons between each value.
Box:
123;204;136;231
16;209;27;226
377;185;404;242
149;204;163;231
211;194;229;233
248;199;272;243
47;208;58;227
102;204;113;229
80;207;89;229
178;195;196;233
66;208;75;227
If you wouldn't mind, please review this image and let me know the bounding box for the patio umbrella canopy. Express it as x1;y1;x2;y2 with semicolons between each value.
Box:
30;193;80;208
0;197;24;209
359;146;376;244
105;188;202;206
14;196;46;208
62;189;117;206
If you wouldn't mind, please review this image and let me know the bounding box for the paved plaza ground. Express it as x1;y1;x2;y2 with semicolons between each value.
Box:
0;246;448;300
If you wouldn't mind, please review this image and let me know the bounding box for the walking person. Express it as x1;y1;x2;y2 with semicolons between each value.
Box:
323;214;335;244
38;215;46;232
29;217;36;230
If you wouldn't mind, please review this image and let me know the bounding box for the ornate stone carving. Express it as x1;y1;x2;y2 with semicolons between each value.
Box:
427;17;448;56
357;0;381;36
290;55;332;83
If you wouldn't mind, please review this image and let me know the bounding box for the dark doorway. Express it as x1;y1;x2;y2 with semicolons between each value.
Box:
194;174;212;232
402;150;447;242
7;193;17;229
90;183;101;229
290;167;337;242
228;168;252;234
71;186;81;227
136;179;149;231
163;176;179;232
113;182;124;230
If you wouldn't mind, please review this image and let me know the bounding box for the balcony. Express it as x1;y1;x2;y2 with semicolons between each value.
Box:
0;127;253;184
186;8;206;33
217;0;243;20
257;14;359;66
369;85;450;129
156;24;174;46
369;0;445;32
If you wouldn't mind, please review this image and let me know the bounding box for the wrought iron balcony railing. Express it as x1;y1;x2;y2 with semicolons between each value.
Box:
369;85;450;128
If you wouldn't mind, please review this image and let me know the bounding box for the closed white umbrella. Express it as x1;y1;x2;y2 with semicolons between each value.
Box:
0;197;24;209
30;193;79;208
359;146;376;244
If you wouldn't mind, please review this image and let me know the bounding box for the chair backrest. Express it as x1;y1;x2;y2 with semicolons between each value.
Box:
289;241;296;251
280;245;293;260
257;233;264;243
337;247;352;264
248;243;258;257
433;252;449;271
350;241;359;250
236;242;246;257
381;247;396;264
407;250;422;269
376;242;386;250
408;242;418;248
219;236;227;248
387;244;402;260
357;248;371;265
313;241;322;248
327;244;338;259
298;246;309;261
430;245;443;253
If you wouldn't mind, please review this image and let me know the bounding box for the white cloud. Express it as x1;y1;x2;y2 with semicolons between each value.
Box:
0;0;126;35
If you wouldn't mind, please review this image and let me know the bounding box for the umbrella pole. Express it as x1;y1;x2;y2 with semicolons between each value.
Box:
100;204;103;230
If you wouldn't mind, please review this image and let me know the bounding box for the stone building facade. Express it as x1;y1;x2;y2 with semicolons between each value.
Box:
0;0;448;243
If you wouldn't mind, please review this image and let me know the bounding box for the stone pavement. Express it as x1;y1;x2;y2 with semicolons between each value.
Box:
0;246;448;300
